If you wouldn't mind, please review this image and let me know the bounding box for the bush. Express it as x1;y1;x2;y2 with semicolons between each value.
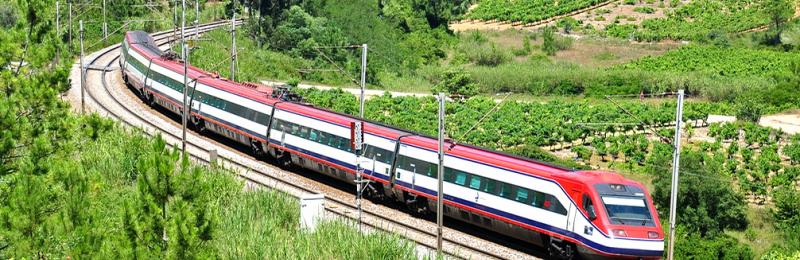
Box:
650;149;748;236
673;227;754;259
541;26;573;56
473;44;512;66
557;17;580;34
634;6;655;14
430;67;479;98
735;94;765;122
0;4;16;28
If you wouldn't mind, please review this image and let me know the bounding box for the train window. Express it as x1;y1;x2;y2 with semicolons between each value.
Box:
309;129;319;141
483;179;496;193
544;195;567;215
498;183;513;199
532;191;545;207
327;135;337;146
469;175;482;190
290;124;299;135
454;171;468;186
299;127;309;138
444;168;455;182
335;137;345;150
365;145;393;164
317;132;327;144
426;162;437;178
515;188;529;203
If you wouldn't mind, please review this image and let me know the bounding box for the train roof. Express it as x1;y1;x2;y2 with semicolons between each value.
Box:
126;31;162;57
124;31;641;186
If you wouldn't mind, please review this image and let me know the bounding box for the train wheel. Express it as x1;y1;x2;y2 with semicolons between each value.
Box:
250;140;265;158
404;193;430;217
275;149;292;170
547;237;575;260
191;116;205;133
364;183;386;203
145;92;156;107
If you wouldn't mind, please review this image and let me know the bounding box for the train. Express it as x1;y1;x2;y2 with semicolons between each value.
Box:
120;31;664;259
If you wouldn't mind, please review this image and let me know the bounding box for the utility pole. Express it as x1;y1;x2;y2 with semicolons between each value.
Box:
181;0;188;155
56;1;60;61
359;44;368;118
56;1;60;40
172;0;178;50
68;2;72;53
666;89;685;260
194;0;199;40
230;11;236;81
79;20;85;114
102;0;107;46
436;92;445;256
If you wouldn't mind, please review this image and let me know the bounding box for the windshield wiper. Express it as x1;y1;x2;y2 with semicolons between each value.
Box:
610;217;627;225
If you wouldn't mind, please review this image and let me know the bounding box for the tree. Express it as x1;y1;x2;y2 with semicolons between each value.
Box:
542;26;557;56
735;94;764;123
763;0;794;44
650;149;748;236
431;67;479;98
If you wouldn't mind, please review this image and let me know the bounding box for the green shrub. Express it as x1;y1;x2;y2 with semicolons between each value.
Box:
473;44;512;66
634;6;655;14
624;0;638;5
542;27;573;56
430;67;480;98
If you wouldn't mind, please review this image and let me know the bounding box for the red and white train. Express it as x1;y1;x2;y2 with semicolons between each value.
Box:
121;31;664;259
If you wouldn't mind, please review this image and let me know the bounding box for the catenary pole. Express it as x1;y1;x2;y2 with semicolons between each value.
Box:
68;2;72;53
437;92;445;256
194;0;199;40
102;0;107;46
79;20;85;114
359;44;367;118
56;1;60;61
230;11;236;81
666;89;685;260
181;0;188;155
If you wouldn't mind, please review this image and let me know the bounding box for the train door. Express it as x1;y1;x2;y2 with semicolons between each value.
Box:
567;189;581;232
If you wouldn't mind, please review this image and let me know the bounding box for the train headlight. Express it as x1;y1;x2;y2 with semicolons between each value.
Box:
648;231;660;239
612;229;627;237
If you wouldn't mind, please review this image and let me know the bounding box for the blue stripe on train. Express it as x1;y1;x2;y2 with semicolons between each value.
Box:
270;141;663;257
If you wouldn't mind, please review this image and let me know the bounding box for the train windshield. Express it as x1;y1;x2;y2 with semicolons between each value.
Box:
601;196;655;227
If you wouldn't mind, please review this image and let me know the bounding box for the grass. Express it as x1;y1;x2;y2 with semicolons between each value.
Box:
727;206;783;258
60;125;418;258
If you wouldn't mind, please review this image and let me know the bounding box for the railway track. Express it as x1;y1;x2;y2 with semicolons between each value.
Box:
71;21;536;259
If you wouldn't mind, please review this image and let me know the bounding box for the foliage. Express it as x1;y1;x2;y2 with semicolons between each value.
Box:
0;2;416;258
294;88;724;167
735;92;766;123
649;149;748;236
431;67;479;98
540;26;573;56
633;6;655;14
604;0;791;41
764;0;795;44
672;226;754;259
785;142;800;165
619;45;800;79
467;0;607;23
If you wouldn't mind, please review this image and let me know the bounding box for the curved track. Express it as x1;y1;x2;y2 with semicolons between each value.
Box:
72;22;539;260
